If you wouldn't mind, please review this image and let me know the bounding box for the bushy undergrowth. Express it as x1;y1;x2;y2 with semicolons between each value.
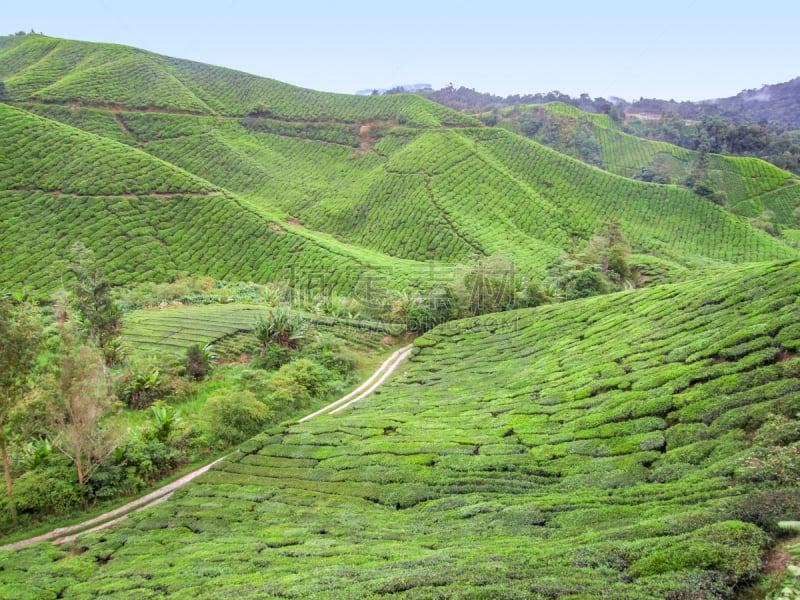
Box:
0;311;359;536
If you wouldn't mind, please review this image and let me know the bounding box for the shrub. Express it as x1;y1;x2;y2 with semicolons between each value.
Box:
729;488;800;535
204;391;272;446
266;374;312;412
255;307;311;351
250;341;291;370
274;358;331;398
12;464;81;517
185;343;212;380
315;350;356;379
753;413;800;446
117;358;193;408
737;442;800;487
629;521;768;581
405;302;437;333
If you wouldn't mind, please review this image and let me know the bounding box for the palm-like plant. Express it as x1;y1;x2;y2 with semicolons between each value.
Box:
147;402;182;442
254;306;310;353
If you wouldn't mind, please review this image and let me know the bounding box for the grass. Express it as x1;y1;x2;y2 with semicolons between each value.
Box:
2;260;798;598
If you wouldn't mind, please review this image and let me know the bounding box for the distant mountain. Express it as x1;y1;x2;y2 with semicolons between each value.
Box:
625;78;800;132
356;83;432;95
420;78;800;133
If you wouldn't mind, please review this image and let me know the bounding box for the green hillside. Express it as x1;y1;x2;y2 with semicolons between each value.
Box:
490;102;800;232
2;260;799;597
2;104;796;298
0;103;434;294
0;34;478;126
2;35;798;299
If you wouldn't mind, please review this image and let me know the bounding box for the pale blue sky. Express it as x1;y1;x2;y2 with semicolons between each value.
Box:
5;0;798;101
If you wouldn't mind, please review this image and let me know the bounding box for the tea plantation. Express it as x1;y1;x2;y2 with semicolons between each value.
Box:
3;34;800;597
2;36;798;298
491;102;800;232
123;304;398;356
0;34;478;126
2;260;799;598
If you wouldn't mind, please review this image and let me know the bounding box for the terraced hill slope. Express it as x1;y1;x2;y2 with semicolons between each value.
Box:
0;34;477;126
0;103;428;294
490;102;800;234
2;260;798;598
1;35;798;298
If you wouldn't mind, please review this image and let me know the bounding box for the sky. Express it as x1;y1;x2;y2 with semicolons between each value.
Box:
4;0;799;102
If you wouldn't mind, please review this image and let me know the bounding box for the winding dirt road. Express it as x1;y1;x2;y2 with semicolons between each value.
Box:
0;344;413;550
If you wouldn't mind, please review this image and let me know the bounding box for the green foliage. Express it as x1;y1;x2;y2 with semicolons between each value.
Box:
0;104;213;196
67;241;123;363
250;341;291;370
274;358;330;397
3;34;800;598
488;102;800;238
94;431;186;498
0;296;42;522
204;391;271;446
144;402;183;443
16;437;54;470
2;81;797;300
254;306;311;351
629;521;769;582
5;461;80;519
454;254;519;316
116;357;190;408
730;488;800;535
546;219;636;299
267;358;333;412
185;344;211;381
0;35;478;125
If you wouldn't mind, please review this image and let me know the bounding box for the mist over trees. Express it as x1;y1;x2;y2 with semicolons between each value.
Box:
419;82;800;175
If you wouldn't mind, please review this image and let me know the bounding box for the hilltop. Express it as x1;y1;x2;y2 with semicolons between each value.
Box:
485;102;800;240
0;34;474;126
1;259;798;597
630;77;800;132
1;35;797;297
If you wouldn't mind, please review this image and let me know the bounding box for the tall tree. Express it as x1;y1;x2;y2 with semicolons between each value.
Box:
0;297;42;522
52;316;118;508
68;242;122;364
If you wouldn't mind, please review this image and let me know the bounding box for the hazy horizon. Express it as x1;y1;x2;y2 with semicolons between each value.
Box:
5;0;798;103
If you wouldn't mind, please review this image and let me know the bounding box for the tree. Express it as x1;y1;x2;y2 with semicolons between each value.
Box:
581;218;633;283
51;317;119;507
454;255;518;317
185;343;214;380
68;242;122;364
0;298;42;522
547;219;635;300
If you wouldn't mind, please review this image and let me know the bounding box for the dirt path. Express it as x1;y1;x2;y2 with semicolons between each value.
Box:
298;344;413;422
0;344;413;551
